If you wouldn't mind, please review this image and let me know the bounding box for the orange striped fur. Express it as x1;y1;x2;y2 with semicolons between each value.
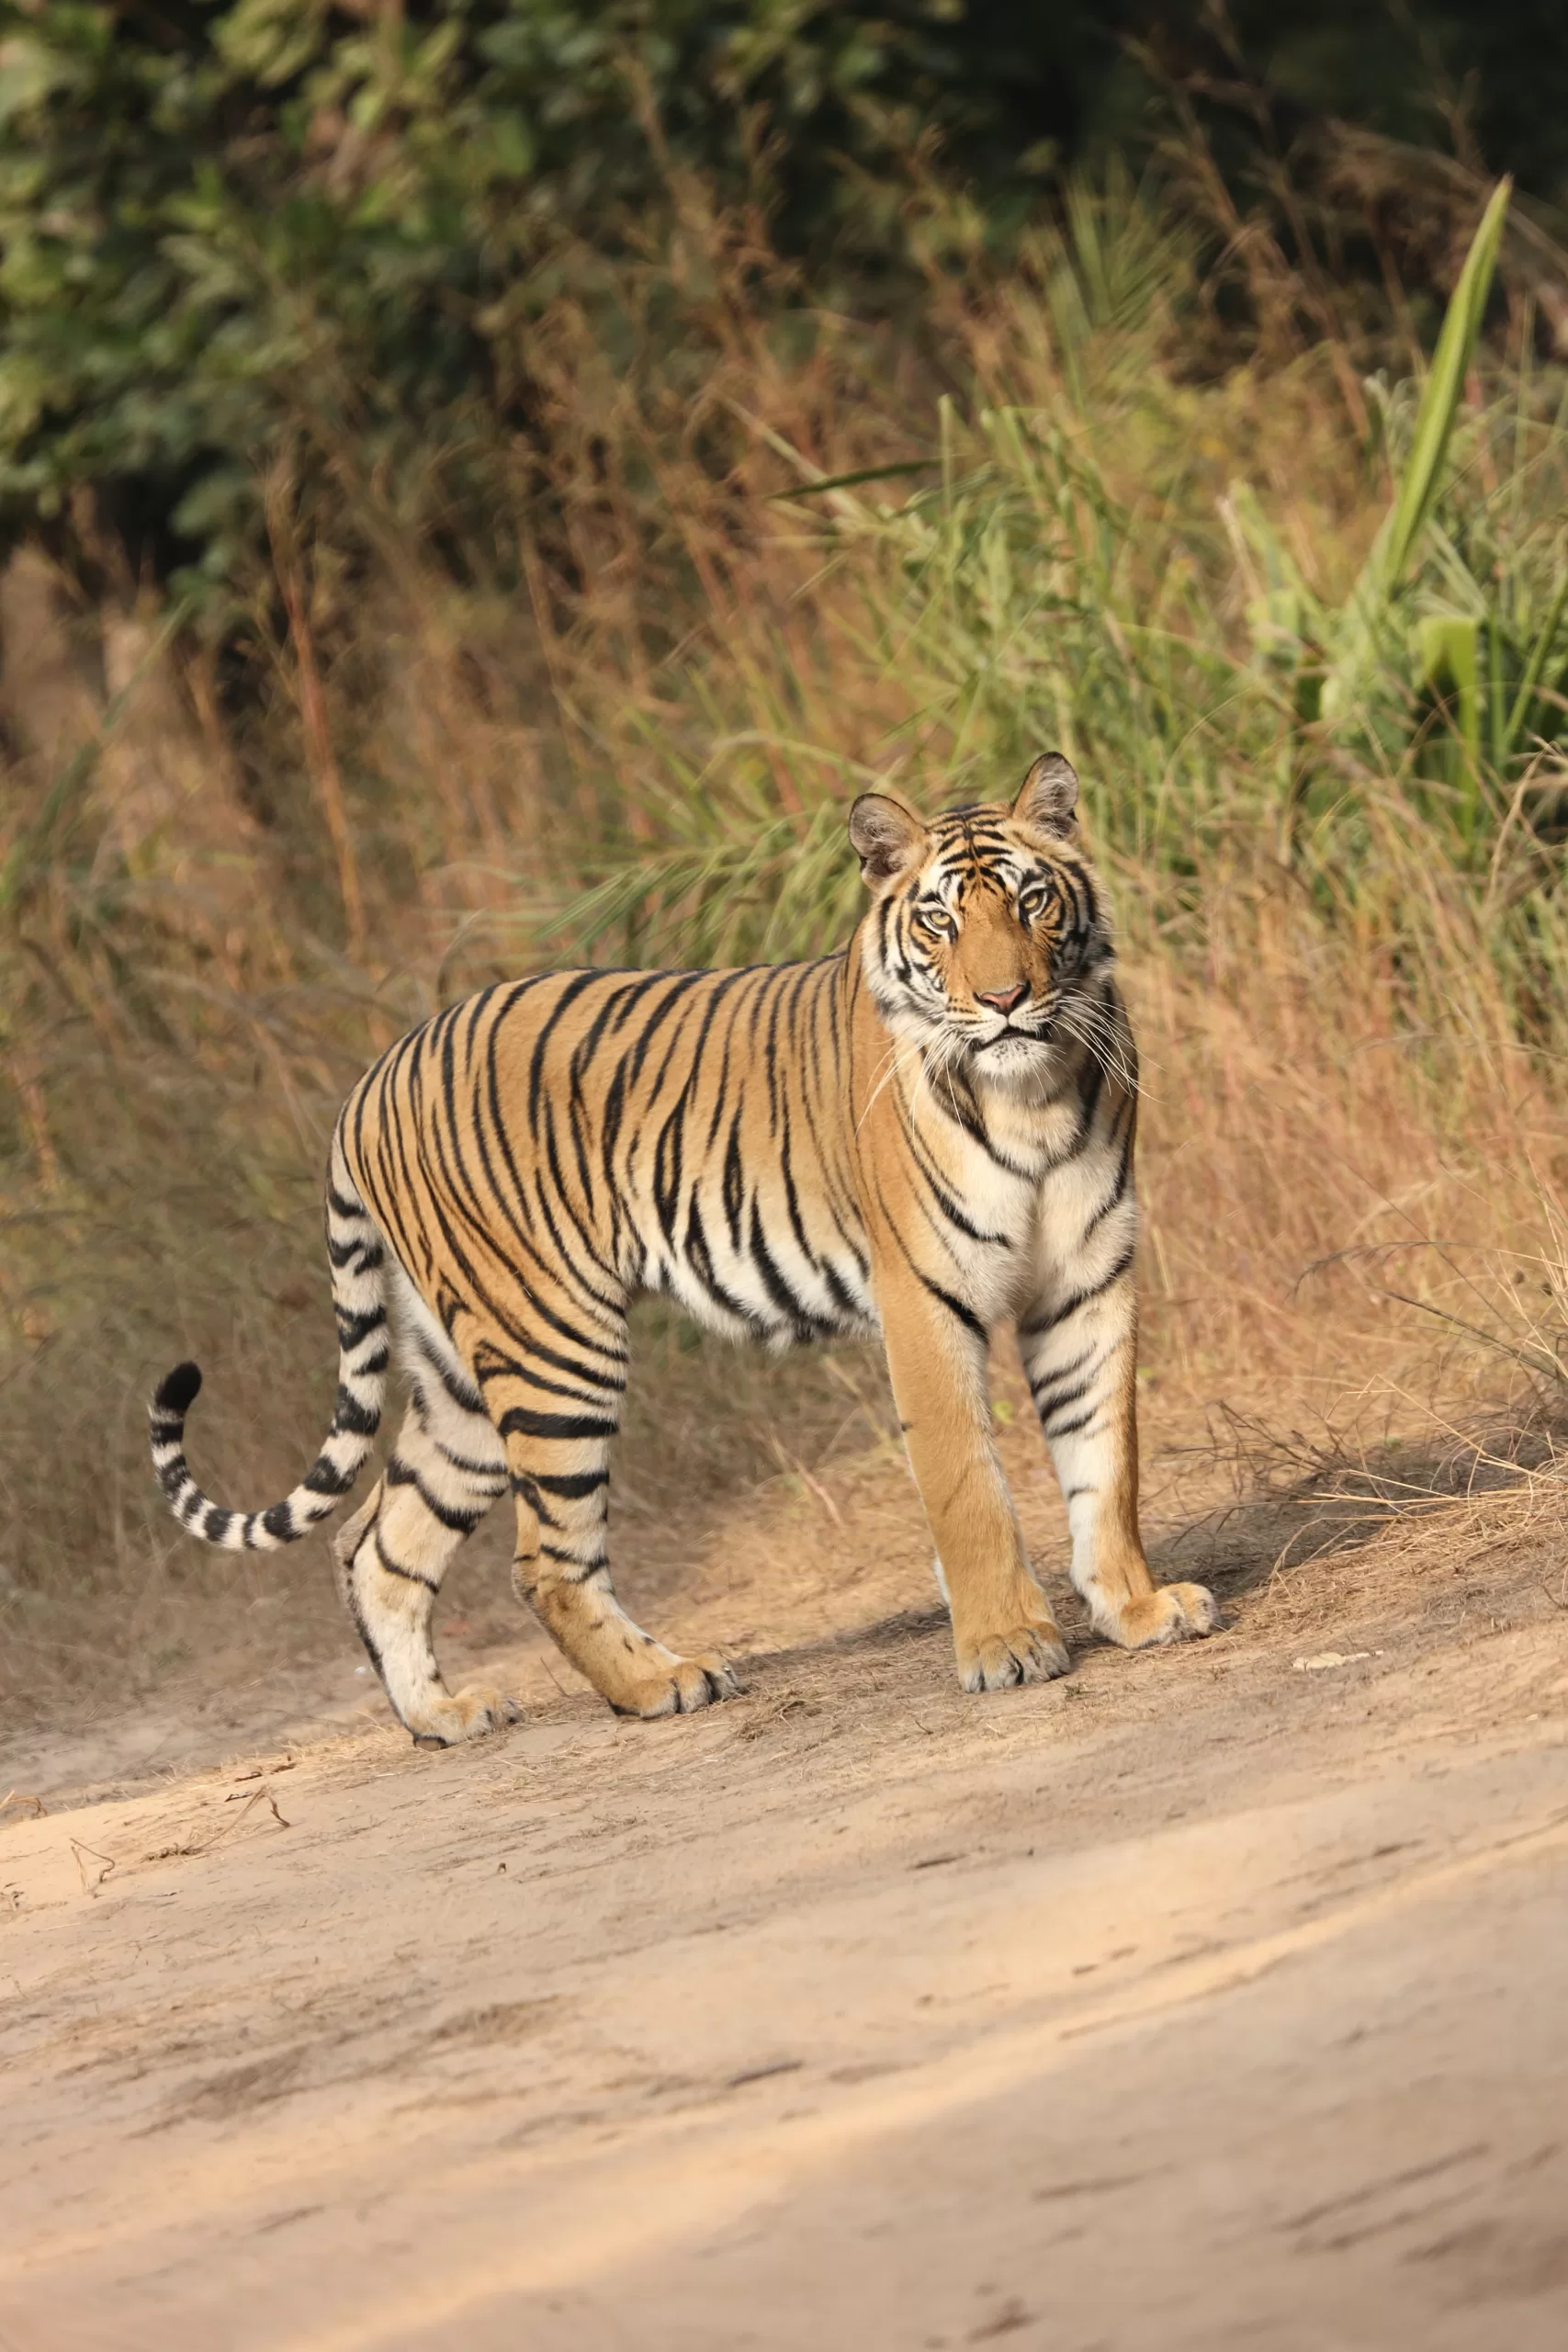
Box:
151;754;1215;1741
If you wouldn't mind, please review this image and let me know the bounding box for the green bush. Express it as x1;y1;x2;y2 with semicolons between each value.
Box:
0;1;1085;597
4;2;1567;606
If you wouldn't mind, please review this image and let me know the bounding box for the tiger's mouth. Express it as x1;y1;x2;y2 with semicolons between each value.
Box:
974;1020;1055;1053
966;997;1060;1058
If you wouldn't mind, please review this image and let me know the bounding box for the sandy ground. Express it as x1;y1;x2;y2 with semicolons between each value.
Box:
4;1402;1568;2350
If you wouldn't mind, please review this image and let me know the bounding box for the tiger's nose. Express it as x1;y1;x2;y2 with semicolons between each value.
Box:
976;982;1028;1016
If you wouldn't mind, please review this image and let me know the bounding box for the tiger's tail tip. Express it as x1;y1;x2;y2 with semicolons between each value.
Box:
152;1361;203;1421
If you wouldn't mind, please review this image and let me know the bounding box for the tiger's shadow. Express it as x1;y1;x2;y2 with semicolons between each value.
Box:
1146;1415;1557;1603
735;1416;1558;1682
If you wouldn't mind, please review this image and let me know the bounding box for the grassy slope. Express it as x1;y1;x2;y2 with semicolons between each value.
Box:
3;175;1567;1715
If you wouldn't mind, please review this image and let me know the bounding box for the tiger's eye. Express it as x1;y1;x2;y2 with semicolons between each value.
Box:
1018;883;1052;922
916;901;956;939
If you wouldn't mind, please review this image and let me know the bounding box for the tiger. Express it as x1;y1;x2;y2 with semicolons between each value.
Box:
149;752;1216;1743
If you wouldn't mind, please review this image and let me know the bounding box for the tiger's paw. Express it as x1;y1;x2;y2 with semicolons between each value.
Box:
410;1686;523;1747
609;1648;742;1720
1102;1582;1219;1650
956;1614;1071;1693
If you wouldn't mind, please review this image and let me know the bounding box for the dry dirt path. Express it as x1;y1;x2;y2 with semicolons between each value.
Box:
4;1497;1568;2350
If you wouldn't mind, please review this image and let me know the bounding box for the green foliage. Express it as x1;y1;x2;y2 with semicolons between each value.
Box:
5;2;1568;604
0;0;1089;595
1224;185;1568;843
535;174;1568;996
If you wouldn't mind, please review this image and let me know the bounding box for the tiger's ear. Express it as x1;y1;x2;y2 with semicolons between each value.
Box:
1012;752;1079;838
848;793;928;891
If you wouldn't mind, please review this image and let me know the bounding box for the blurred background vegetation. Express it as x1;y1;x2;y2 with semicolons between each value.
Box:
5;1;1568;1716
6;1;1568;602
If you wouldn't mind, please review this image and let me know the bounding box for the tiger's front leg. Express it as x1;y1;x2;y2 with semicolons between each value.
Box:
1020;1247;1216;1650
877;1279;1070;1691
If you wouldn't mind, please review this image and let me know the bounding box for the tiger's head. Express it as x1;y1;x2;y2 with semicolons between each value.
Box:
848;752;1111;1091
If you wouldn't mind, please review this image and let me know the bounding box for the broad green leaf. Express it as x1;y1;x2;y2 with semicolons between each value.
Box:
1414;611;1481;761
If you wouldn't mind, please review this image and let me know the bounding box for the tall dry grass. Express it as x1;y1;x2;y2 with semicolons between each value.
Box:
4;168;1568;1717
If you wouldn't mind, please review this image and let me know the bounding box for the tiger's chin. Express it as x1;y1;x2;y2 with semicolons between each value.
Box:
968;1032;1058;1094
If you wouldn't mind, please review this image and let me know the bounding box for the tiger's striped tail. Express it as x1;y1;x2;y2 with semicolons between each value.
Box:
148;1134;389;1551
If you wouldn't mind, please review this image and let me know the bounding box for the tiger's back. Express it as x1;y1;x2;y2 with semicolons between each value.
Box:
343;957;879;1361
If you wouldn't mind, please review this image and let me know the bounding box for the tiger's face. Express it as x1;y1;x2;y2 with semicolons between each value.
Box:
848;752;1110;1090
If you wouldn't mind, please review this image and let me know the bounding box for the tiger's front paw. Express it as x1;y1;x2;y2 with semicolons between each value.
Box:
955;1599;1071;1693
1104;1582;1219;1650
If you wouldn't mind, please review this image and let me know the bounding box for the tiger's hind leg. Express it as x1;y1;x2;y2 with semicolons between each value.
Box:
333;1348;516;1747
485;1327;739;1719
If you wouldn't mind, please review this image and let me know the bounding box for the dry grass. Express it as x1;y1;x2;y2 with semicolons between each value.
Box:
4;169;1568;1724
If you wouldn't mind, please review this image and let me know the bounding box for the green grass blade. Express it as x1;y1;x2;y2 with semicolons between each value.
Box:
764;460;938;503
1381;179;1511;594
1502;564;1568;756
1324;181;1510;731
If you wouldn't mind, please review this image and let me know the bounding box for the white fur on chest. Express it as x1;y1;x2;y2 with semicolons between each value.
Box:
917;1069;1127;1329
